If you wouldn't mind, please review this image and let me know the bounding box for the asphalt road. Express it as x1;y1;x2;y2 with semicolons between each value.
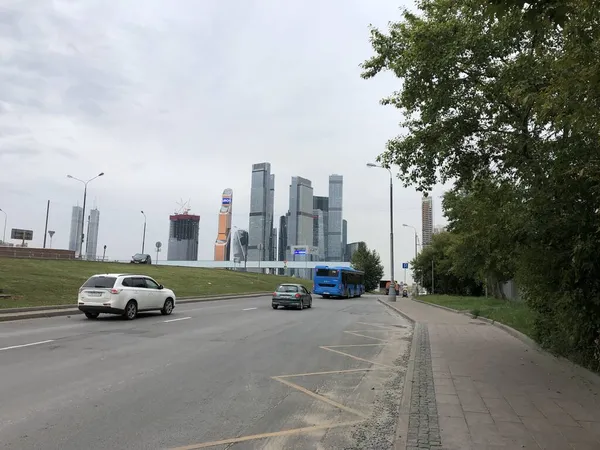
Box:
0;295;412;450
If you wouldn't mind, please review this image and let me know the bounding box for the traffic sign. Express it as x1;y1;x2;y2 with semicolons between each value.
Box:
402;262;409;269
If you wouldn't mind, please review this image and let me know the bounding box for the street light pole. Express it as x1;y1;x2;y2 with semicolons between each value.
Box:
67;172;104;259
0;208;6;244
367;163;396;301
141;211;147;254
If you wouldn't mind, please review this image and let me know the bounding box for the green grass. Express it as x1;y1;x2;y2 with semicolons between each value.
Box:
0;259;312;309
417;294;536;337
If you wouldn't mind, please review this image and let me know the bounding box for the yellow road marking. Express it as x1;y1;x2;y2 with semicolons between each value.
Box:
272;376;368;418
168;420;364;449
319;346;395;368
344;331;389;342
276;367;389;378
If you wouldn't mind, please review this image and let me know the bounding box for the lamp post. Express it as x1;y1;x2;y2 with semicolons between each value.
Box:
141;210;147;254
67;172;104;258
367;163;396;301
0;208;6;244
403;223;422;293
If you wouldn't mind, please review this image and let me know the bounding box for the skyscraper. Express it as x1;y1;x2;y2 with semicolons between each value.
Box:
313;196;329;260
85;208;100;260
278;214;289;275
342;219;348;261
287;176;314;277
232;228;248;268
326;174;343;260
214;188;233;261
248;163;274;263
167;213;200;261
68;206;83;254
422;195;433;246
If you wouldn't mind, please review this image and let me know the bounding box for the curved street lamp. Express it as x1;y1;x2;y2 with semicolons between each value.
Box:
141;211;147;254
367;163;396;301
67;172;104;258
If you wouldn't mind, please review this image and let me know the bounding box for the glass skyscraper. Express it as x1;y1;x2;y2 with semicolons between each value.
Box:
248;163;275;264
326;174;343;261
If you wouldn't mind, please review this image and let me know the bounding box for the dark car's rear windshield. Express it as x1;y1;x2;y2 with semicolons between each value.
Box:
277;285;298;292
316;269;339;277
82;276;117;288
133;254;146;259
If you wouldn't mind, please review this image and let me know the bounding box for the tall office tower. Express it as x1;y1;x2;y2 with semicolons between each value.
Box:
422;195;433;246
346;241;361;262
342;219;348;261
167;212;200;261
287;176;314;277
214;189;233;261
232;228;248;267
268;174;275;260
278;214;289;275
326;174;343;261
248;163;274;264
313;196;329;260
85;208;100;260
68;205;83;254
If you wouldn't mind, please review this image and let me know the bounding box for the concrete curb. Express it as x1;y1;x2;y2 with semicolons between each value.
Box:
411;297;600;386
0;292;271;322
376;298;419;450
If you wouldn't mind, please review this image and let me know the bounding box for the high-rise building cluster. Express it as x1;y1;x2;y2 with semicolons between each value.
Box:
68;205;100;260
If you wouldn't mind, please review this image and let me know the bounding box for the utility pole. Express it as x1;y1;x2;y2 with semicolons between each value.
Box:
43;200;50;248
431;259;434;295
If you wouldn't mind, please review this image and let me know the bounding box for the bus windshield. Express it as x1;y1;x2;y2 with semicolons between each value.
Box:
316;269;339;278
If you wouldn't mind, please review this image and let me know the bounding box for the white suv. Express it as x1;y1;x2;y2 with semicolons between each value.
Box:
78;273;177;320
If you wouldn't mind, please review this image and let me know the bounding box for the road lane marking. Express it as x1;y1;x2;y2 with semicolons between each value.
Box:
163;317;191;323
319;346;395;368
277;367;390;378
168;420;364;449
272;376;368;418
0;339;55;352
323;344;386;348
242;307;257;311
343;331;388;342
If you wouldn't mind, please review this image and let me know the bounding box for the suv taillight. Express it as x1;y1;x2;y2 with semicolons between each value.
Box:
110;289;121;294
273;292;277;296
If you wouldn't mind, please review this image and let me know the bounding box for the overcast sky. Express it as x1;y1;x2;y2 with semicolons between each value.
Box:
0;0;448;280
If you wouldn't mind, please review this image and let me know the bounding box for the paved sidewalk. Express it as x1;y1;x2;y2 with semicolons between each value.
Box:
386;298;600;450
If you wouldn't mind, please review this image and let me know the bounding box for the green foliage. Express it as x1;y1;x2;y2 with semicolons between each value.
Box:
350;242;384;292
411;232;484;296
362;0;600;370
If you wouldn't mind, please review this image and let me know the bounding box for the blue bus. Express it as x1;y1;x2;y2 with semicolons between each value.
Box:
313;265;365;298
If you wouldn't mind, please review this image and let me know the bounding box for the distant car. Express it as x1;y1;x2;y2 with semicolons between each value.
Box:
131;253;152;264
78;273;176;320
272;284;312;310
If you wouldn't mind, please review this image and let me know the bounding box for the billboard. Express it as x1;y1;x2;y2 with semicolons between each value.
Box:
11;229;33;241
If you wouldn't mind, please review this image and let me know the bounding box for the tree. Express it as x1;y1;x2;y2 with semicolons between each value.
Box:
411;232;484;296
350;242;384;292
361;0;600;369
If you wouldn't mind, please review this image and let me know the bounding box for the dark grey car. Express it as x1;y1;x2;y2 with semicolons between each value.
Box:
272;284;312;310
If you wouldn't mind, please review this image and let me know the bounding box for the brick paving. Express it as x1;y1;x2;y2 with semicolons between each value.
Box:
406;324;442;450
391;299;600;450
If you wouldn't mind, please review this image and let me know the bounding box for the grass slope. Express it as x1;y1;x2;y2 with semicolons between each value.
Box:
418;294;535;337
0;259;311;309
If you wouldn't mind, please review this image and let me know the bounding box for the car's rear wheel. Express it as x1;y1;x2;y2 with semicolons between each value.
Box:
272;304;278;309
298;301;303;311
161;298;174;315
84;312;99;319
124;300;137;320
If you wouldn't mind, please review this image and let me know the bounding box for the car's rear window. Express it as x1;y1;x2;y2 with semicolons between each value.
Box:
277;285;298;293
82;276;117;288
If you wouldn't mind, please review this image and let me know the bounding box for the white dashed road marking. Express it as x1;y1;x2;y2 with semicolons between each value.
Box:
163;317;192;323
0;339;55;352
242;307;258;311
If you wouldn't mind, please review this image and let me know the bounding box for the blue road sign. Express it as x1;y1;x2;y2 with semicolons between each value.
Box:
402;262;409;269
